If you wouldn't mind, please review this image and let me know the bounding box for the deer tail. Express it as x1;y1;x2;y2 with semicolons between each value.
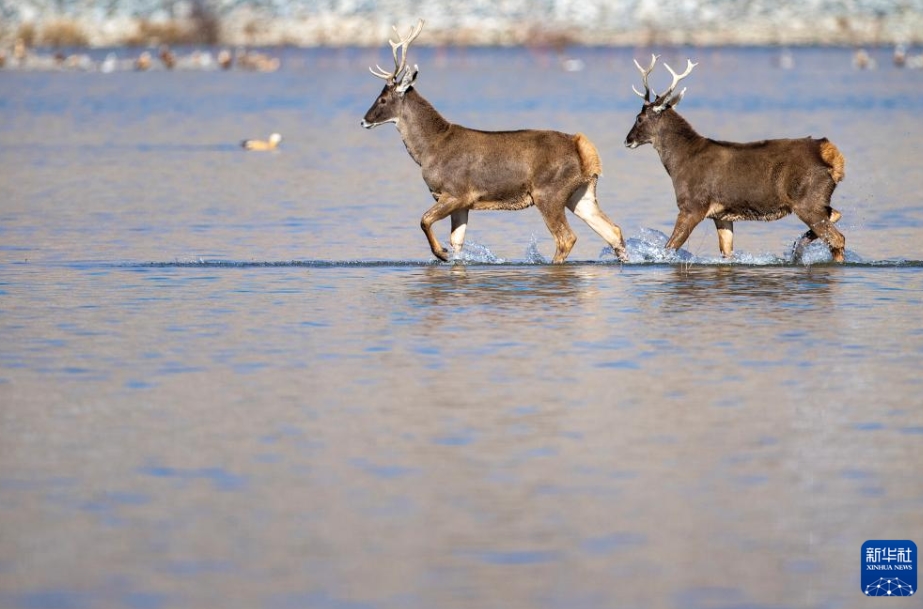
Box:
819;139;845;183
574;132;602;179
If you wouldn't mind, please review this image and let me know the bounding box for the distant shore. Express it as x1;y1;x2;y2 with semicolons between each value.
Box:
2;10;923;49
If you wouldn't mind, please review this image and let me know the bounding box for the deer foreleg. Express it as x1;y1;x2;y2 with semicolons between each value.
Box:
665;209;705;253
540;209;577;264
450;209;469;255
714;219;734;257
421;195;468;262
532;189;577;264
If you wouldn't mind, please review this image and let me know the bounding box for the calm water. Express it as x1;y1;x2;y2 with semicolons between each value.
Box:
1;46;922;609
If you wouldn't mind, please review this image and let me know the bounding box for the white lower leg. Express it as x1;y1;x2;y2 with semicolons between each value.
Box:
570;186;624;251
715;220;734;257
450;209;469;254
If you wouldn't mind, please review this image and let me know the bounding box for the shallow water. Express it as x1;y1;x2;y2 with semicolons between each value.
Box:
1;46;922;609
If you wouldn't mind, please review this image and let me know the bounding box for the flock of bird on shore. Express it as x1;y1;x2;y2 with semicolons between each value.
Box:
2;35;922;73
0;38;280;72
853;44;923;69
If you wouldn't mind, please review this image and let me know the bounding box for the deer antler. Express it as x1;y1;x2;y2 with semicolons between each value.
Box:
369;19;425;83
653;59;697;111
631;54;659;101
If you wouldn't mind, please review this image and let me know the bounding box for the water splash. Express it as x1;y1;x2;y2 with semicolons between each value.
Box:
727;251;787;265
525;234;548;264
597;245;622;262
624;228;695;264
125;231;903;269
450;242;504;264
791;239;865;265
621;228;865;266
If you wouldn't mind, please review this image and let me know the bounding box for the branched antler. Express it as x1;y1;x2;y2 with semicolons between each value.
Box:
653;59;698;111
631;54;659;102
369;19;425;83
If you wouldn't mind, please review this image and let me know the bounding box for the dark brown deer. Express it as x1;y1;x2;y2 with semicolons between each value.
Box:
624;55;846;262
361;20;628;263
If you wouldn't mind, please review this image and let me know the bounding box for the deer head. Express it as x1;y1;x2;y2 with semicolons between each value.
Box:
624;55;697;148
361;19;425;129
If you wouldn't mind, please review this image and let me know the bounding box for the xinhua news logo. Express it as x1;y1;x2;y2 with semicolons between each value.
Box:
861;540;916;597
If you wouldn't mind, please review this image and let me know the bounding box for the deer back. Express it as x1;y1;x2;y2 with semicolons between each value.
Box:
415;123;597;200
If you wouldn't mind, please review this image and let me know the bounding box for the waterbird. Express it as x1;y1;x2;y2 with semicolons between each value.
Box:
13;37;26;65
159;45;176;69
853;48;876;70
236;49;280;72
241;133;282;151
218;49;233;70
134;51;152;71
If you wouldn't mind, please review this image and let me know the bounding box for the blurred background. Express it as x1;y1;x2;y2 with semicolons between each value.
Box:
1;0;923;50
3;2;923;609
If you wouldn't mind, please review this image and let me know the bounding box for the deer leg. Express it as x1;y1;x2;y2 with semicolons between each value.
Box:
795;209;845;262
421;196;469;262
449;209;469;255
714;219;734;257
665;209;706;253
567;180;628;262
814;222;846;262
793;207;841;259
791;229;817;262
536;196;577;264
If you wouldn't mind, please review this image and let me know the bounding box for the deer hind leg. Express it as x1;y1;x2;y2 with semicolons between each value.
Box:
567;179;628;262
792;206;842;259
450;209;469;255
421;195;471;262
795;207;845;262
714;219;734;258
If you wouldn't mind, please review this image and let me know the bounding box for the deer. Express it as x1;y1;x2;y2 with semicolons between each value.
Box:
360;19;628;264
624;55;846;262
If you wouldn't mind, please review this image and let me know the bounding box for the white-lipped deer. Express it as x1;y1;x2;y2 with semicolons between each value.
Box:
361;19;627;263
624;55;846;262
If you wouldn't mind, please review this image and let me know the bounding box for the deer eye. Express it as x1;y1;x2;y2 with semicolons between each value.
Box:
379;97;387;105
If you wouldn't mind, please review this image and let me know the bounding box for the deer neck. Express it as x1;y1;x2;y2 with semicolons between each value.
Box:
396;89;452;167
652;111;705;176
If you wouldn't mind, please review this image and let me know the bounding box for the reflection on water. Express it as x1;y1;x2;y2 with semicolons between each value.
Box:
2;262;922;609
1;46;923;609
651;265;837;313
407;264;597;309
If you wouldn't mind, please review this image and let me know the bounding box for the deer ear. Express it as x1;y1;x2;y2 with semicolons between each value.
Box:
653;87;687;113
396;64;419;95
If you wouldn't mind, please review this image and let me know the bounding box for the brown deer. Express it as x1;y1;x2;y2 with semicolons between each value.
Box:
361;20;628;263
624;55;846;262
